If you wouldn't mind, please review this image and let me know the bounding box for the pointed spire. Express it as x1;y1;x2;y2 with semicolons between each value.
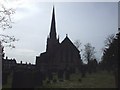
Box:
50;6;57;39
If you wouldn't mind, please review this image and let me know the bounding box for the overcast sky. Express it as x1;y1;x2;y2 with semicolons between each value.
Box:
0;0;118;64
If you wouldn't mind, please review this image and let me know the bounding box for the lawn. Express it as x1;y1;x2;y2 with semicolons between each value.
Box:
2;70;116;88
37;71;116;88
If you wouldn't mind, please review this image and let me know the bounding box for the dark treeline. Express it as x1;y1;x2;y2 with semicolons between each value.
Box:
99;28;120;88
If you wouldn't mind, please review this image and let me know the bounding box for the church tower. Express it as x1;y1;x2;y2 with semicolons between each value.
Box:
36;6;82;72
46;6;59;52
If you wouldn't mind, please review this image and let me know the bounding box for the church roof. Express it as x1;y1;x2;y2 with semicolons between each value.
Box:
61;35;80;52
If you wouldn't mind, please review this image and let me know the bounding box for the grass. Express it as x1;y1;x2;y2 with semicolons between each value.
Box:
37;71;116;88
2;70;116;88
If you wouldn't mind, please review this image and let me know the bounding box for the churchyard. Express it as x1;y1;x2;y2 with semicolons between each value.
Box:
2;70;115;88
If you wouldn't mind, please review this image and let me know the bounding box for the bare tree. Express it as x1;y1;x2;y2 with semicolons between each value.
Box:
0;5;18;48
0;4;16;89
0;5;15;30
83;43;96;63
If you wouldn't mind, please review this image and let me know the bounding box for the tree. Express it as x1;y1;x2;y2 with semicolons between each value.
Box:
101;30;119;88
83;43;96;63
0;4;17;88
104;34;115;48
101;33;118;72
0;4;18;48
100;34;115;71
82;43;96;74
0;5;15;30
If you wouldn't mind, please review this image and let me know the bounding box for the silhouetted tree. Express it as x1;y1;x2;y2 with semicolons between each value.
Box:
101;33;118;72
101;29;119;88
104;34;115;48
101;34;115;71
82;43;96;74
83;43;96;63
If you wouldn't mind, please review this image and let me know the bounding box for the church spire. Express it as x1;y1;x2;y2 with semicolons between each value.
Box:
50;6;57;39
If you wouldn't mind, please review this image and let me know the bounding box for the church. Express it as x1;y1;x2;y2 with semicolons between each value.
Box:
36;7;82;73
